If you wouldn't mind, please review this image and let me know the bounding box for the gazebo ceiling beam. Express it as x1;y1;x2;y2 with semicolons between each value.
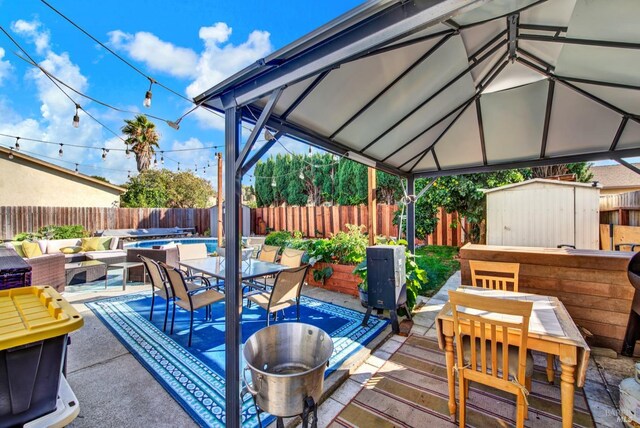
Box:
518;34;640;50
609;116;628;152
414;147;640;178
616;158;640;176
244;104;410;178
359;36;508;153
507;14;519;61
457;0;548;30
516;54;640;124
540;80;555;158
357;29;455;60
552;75;640;92
476;98;487;165
241;130;286;176
330;32;456;140
469;29;508;62
518;23;567;33
517;47;555;71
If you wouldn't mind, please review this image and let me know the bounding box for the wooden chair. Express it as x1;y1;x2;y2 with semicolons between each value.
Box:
159;262;224;346
279;248;305;268
469;260;520;291
469;260;556;382
245;265;309;326
257;245;279;263
449;290;533;428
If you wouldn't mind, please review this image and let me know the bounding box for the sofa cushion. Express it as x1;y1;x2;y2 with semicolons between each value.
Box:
60;246;83;254
47;239;81;254
7;242;25;257
81;237;102;252
85;250;127;262
22;241;43;258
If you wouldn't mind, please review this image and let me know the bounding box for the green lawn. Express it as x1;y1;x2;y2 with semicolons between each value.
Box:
413;245;460;297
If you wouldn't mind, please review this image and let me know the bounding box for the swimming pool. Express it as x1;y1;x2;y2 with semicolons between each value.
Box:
124;238;219;253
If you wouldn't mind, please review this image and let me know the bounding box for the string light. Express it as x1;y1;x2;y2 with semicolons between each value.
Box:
153;155;158;167
72;104;80;128
308;147;312;156
143;78;155;108
127;170;131;179
101;148;108;161
160;152;164;165
177;162;180;171
8;148;14;160
203;167;206;175
195;164;198;173
299;171;304;180
264;129;276;142
14;137;20;151
125;144;131;158
58;144;64;157
271;177;276;187
74;163;79;174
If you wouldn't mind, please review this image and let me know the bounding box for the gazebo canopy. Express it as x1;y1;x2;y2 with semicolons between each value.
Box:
196;0;640;178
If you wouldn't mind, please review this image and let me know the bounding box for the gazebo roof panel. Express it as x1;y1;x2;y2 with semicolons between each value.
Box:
571;83;640;116
454;0;540;26
482;79;548;163
334;35;471;149
287;36;445;137
364;73;475;158
269;76;316;117
519;0;576;27
481;60;545;94
565;0;640;43
545;83;621;157
430;103;483;170
412;149;439;172
616;121;640;151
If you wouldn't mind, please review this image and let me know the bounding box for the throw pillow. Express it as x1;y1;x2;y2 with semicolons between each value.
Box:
60;246;82;254
10;242;26;257
97;237;113;251
22;241;43;258
81;237;101;252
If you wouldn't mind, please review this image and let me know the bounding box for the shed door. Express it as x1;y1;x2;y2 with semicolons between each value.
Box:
496;186;575;248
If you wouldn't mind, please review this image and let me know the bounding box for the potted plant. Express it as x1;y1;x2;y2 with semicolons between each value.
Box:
353;260;368;307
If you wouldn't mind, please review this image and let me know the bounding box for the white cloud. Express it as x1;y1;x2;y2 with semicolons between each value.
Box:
0;48;12;85
107;30;198;78
11;19;51;54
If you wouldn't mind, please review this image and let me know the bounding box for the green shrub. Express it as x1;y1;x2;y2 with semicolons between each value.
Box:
264;230;293;248
39;225;88;239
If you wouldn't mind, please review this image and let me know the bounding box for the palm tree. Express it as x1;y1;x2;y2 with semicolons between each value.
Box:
122;115;160;172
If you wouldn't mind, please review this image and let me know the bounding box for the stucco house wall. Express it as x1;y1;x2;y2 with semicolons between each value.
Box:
0;149;124;207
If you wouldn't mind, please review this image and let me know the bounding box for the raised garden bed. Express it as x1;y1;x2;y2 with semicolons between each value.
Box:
305;262;359;297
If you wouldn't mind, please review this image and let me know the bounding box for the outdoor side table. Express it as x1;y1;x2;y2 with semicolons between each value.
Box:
0;248;32;290
107;261;146;290
65;260;107;287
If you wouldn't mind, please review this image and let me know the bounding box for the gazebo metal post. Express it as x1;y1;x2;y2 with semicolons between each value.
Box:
407;176;416;253
223;104;243;428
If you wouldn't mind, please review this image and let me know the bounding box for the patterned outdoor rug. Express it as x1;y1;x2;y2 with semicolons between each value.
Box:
331;335;595;428
86;293;388;428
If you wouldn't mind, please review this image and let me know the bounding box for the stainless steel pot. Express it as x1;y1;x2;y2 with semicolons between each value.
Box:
243;323;334;417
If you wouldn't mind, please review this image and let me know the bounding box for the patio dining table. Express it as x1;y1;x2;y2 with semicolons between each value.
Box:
435;286;590;428
178;256;288;282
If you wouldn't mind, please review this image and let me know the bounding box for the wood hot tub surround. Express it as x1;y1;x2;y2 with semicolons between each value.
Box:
459;243;635;353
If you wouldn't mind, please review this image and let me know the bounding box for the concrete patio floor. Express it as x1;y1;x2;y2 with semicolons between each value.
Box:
61;270;635;427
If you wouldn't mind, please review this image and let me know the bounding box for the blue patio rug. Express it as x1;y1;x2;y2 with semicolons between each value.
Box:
86;293;388;427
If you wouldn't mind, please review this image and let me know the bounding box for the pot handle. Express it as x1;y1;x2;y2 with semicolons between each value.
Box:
242;366;260;396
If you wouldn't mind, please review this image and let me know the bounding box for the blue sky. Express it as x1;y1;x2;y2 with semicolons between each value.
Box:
0;0;363;186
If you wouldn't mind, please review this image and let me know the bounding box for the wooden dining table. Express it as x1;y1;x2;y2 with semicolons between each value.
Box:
435;286;590;428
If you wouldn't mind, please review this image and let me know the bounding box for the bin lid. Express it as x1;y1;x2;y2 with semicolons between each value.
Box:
0;286;83;350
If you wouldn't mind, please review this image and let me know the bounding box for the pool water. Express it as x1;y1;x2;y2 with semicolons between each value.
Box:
124;238;219;253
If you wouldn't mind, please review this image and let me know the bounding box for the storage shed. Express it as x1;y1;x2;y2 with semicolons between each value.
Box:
484;179;601;249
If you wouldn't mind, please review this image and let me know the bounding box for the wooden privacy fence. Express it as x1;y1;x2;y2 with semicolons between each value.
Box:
250;204;466;246
0;206;210;240
600;190;640;226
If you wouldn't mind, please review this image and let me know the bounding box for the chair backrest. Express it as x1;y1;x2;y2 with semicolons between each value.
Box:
159;262;191;305
258;245;279;263
469;260;520;292
137;255;167;293
270;265;309;308
280;248;305;268
177;243;208;261
448;290;532;385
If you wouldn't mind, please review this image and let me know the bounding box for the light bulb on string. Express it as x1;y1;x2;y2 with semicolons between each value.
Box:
14;137;20;151
58;144;63;157
127;170;131;179
308;147;312;156
271;177;276;187
177;162;181;171
102;148;108;161
74;164;79;174
143;78;155;108
160;152;164;165
125;144;131;159
8;148;14;160
72;104;80;128
203;167;206;175
299;171;304;180
195;164;198;173
153;155;158;167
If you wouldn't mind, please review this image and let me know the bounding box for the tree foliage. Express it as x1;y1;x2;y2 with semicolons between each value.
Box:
528;162;593;183
121;169;214;208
